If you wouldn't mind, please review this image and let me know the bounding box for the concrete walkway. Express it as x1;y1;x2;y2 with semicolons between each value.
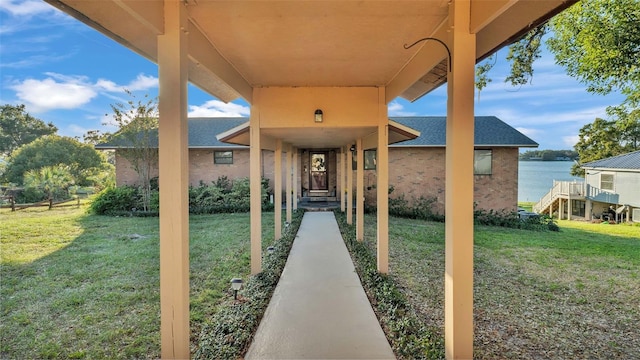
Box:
245;212;395;360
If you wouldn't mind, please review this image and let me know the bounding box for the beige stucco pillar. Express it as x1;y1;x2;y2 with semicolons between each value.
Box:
158;1;189;358
293;148;298;210
250;91;262;274
274;139;282;240
340;149;346;212
445;0;475;358
356;138;364;241
377;87;390;273
286;144;293;223
347;145;354;224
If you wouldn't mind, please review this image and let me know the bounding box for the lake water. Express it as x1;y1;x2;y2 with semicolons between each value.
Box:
518;161;583;203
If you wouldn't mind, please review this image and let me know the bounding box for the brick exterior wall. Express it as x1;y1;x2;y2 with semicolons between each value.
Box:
113;146;518;212
360;147;519;213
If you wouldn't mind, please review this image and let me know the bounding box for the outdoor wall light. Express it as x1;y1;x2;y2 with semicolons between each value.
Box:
350;144;356;153
314;109;323;123
230;278;243;300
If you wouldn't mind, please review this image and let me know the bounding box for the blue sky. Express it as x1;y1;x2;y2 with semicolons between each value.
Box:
0;0;626;150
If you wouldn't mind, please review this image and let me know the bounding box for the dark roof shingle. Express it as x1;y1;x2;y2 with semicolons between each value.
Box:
389;116;538;147
96;116;536;149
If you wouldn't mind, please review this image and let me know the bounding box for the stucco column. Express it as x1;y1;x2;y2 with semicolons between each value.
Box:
340;148;346;212
377;87;389;273
250;90;262;274
445;0;475;358
347;145;354;224
286;144;293;223
356;138;364;241
274;139;282;240
293;148;298;210
158;1;189;358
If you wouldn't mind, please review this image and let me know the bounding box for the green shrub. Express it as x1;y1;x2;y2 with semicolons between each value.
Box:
15;187;46;203
89;186;141;215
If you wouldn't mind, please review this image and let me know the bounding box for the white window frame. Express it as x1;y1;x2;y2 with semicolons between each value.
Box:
214;150;233;164
600;172;614;191
474;149;492;175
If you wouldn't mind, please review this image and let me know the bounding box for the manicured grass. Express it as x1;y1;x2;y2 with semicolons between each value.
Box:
365;215;640;359
518;201;536;212
0;205;275;359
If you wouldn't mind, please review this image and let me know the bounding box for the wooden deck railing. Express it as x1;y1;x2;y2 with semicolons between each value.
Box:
533;181;585;213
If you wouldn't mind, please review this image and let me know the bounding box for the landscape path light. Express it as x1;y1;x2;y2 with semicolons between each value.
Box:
230;278;243;300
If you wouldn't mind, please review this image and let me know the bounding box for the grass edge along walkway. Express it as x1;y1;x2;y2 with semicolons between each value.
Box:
334;210;445;360
194;210;304;359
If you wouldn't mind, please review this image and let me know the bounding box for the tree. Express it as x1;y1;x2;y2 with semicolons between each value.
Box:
571;114;640;176
108;91;159;211
477;0;640;110
23;165;74;200
0;104;58;156
547;0;640;108
3;135;106;186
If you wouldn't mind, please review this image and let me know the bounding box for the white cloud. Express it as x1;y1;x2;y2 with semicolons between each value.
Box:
96;74;158;92
9;72;158;112
515;127;542;139
563;135;579;148
12;77;97;112
388;101;417;116
188;100;250;117
0;0;54;17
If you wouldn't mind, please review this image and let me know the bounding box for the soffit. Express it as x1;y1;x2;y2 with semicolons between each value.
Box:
45;0;576;103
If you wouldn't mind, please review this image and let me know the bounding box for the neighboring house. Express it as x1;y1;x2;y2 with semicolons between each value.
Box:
533;150;640;222
97;116;538;213
583;150;640;222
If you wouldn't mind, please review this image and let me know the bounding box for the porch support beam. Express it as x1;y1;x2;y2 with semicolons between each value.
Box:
445;1;475;359
158;1;189;358
293;148;298;211
274;139;283;240
377;87;390;274
340;148;346;212
250;89;262;274
356;138;364;241
286;144;293;224
347;145;354;224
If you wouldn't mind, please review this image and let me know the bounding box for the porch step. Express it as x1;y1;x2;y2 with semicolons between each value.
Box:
301;196;337;202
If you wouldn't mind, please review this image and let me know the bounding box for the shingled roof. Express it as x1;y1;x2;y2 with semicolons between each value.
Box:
389;116;538;148
95;117;248;149
581;150;640;171
96;116;537;149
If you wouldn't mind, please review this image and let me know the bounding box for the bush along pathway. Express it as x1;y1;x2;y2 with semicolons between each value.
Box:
334;211;444;360
194;210;304;359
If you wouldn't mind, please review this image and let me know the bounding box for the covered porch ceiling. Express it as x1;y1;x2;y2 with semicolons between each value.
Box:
45;0;576;104
45;0;576;152
217;119;420;149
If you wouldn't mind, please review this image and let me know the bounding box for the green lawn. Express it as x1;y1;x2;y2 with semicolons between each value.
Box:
368;216;640;359
3;206;639;359
0;206;274;359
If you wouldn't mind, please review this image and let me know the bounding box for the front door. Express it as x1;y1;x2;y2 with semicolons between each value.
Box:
309;152;328;191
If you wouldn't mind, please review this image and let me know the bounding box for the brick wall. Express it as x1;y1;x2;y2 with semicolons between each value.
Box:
114;146;519;212
360;147;519;213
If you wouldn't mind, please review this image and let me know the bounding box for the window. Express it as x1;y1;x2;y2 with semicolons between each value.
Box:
364;150;376;170
474;149;492;175
214;151;233;164
600;173;614;191
352;149;377;170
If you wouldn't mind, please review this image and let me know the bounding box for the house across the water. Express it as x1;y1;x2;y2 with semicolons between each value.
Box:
97;115;537;213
